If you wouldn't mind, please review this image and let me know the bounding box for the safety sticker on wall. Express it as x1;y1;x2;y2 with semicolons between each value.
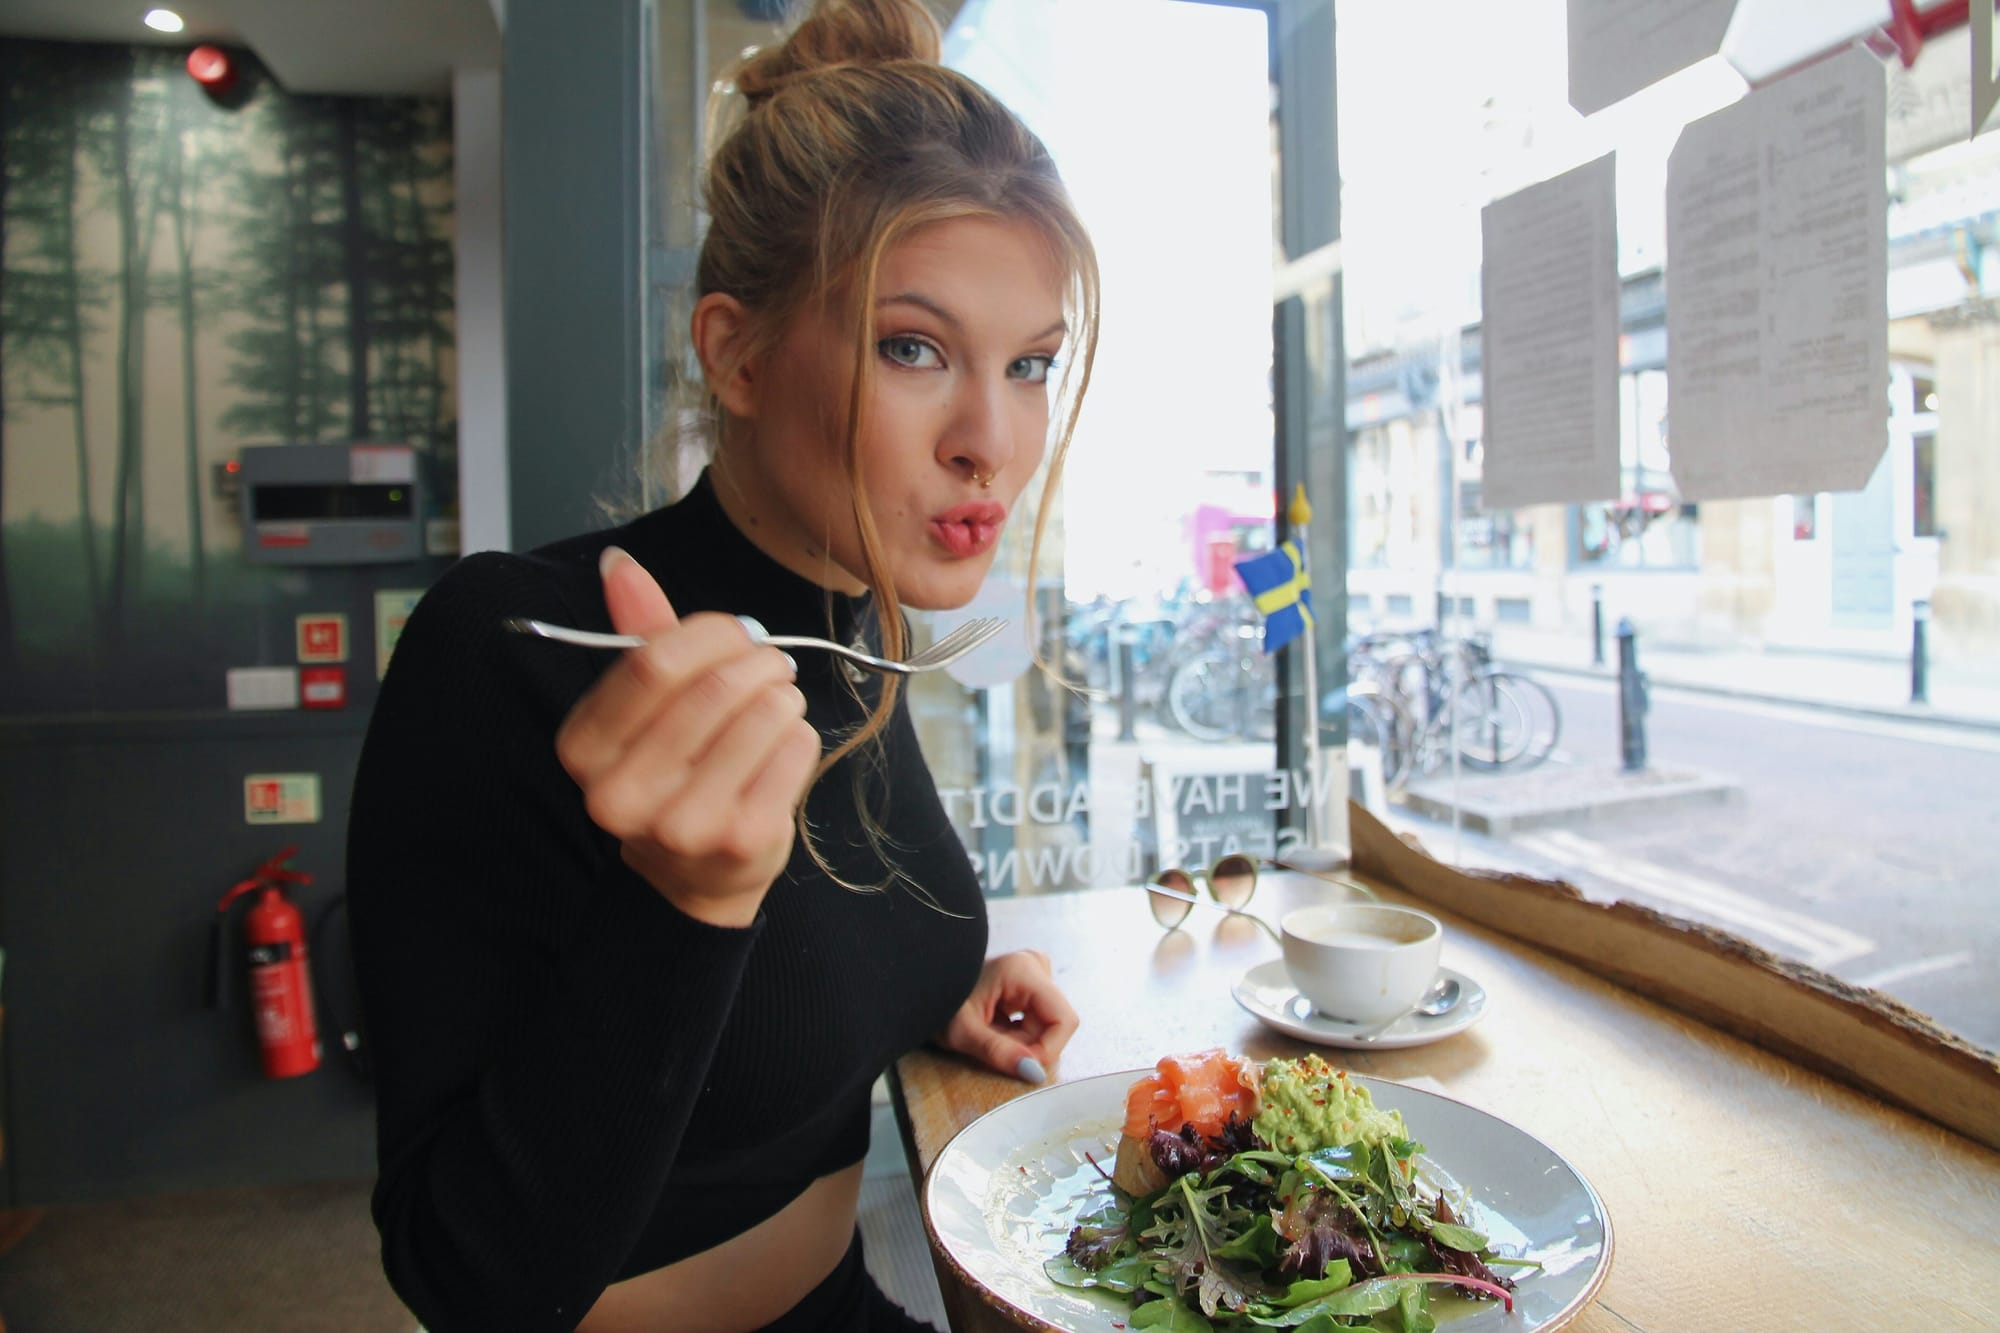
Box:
296;613;349;663
376;589;424;680
244;774;322;825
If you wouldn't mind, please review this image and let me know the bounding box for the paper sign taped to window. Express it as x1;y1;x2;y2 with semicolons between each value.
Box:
1666;47;1888;500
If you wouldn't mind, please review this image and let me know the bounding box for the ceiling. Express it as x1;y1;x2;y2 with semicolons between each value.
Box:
0;0;503;95
0;0;969;96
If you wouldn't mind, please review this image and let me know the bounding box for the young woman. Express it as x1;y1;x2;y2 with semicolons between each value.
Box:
344;1;1099;1329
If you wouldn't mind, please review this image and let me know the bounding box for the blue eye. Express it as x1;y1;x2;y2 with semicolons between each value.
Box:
1010;355;1056;385
879;336;942;369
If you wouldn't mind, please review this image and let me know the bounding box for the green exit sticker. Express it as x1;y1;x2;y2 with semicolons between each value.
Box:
244;774;321;825
375;589;425;680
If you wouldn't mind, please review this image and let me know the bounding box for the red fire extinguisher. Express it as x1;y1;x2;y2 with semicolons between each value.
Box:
205;847;323;1079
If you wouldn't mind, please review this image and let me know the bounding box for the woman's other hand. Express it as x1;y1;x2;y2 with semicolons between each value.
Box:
938;950;1079;1084
555;546;822;928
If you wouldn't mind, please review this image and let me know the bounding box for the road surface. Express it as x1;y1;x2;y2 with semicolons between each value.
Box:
1393;674;2000;1051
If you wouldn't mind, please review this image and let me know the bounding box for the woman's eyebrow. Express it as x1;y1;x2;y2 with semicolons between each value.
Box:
879;291;1067;342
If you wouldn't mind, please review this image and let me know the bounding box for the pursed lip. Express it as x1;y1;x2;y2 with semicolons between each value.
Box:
935;501;1007;527
929;501;1008;558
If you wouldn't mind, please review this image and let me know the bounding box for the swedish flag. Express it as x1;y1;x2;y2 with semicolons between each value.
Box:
1234;540;1313;654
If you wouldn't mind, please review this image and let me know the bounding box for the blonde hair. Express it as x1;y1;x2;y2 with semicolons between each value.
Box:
695;0;1101;890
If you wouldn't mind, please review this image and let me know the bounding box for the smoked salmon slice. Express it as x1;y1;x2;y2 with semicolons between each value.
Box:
1120;1049;1261;1139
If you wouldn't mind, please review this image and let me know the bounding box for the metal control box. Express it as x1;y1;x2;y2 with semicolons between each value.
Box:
237;443;424;565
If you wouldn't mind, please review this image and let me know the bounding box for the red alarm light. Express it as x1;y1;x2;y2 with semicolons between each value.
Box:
187;45;236;93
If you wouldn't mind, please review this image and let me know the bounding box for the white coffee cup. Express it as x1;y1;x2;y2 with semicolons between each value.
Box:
1279;902;1443;1025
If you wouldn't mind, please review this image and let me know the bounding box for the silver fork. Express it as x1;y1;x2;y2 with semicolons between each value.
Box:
503;615;1008;676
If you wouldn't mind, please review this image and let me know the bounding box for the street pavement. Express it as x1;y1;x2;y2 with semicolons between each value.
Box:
1386;674;2000;1053
1486;623;2000;730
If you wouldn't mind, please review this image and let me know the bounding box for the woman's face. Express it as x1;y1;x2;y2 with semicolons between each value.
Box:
713;215;1069;612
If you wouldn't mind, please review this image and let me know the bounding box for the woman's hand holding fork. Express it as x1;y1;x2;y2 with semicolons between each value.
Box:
555;546;821;928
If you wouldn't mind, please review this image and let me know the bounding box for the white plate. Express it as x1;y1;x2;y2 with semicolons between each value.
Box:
923;1068;1612;1333
1234;960;1488;1050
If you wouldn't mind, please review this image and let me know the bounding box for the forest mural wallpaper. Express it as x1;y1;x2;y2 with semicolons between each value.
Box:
0;39;456;713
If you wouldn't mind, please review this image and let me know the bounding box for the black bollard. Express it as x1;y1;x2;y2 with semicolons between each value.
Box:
1117;630;1138;741
1616;617;1648;772
1911;600;1930;705
1591;583;1605;667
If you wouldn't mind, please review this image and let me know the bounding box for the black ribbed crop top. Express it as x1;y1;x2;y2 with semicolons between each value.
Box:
346;472;988;1332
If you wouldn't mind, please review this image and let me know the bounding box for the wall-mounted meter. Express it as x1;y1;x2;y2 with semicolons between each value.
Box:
238;443;424;565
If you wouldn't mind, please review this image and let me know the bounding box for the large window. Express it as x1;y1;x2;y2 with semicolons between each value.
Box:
1457;482;1536;573
1454;406;1537;573
1570;369;1697;570
1350;420;1421;571
1334;0;1999;1054
914;0;1297;895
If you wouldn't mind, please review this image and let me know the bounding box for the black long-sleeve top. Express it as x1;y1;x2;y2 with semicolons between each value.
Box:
345;471;988;1332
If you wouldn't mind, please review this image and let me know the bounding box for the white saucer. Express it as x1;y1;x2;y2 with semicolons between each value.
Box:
1232;960;1487;1050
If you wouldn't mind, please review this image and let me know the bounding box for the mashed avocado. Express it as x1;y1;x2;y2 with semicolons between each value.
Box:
1250;1053;1409;1154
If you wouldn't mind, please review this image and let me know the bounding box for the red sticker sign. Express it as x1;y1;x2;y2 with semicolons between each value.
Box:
300;665;347;710
296;614;348;663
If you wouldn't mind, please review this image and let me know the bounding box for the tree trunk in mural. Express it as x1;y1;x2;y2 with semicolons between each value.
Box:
304;104;338;442
0;48;14;682
374;105;411;440
356;99;456;457
104;60;181;650
1;45;114;685
90;57;188;655
103;60;178;650
61;109;104;628
226;99;349;447
340;100;371;440
4;55;107;644
284;141;304;438
128;82;180;612
107;68;141;652
377;109;409;439
402;104;452;448
169;90;206;605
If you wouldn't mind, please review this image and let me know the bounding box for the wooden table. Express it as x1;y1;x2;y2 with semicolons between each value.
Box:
890;873;2000;1331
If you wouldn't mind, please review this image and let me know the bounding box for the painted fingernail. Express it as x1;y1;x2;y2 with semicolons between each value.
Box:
735;615;769;643
1015;1055;1047;1085
599;545;635;578
781;651;799;676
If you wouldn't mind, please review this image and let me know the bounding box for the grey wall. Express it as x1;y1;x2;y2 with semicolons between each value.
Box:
0;714;375;1206
0;0;670;1208
0;36;458;1207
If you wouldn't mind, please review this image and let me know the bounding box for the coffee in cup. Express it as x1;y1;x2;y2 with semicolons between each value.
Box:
1279;902;1443;1025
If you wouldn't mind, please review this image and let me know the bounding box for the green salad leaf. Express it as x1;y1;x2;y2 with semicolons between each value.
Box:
1264;1263;1353;1308
1211;1214;1281;1267
1043;1252;1154;1293
1424;1221;1489;1253
1054;1057;1519;1329
1249;1276;1413;1326
1131;1298;1217;1331
1148;1176;1269;1317
1136;1288;1224;1320
1387;1282;1435;1333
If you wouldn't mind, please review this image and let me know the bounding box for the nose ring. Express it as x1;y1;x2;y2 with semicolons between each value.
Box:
974;470;993;490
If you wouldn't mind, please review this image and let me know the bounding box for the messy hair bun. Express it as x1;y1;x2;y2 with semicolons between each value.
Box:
701;0;1085;371
732;0;941;108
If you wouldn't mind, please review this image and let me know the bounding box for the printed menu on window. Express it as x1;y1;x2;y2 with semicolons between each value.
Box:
1666;46;1888;501
1478;152;1622;511
1567;0;1737;116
